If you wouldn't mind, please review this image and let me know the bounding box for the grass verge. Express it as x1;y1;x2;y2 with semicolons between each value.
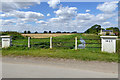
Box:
2;48;118;62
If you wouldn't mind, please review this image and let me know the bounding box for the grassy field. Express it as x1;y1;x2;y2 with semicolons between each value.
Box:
11;33;101;50
22;33;73;38
2;33;119;62
117;40;120;54
2;48;118;62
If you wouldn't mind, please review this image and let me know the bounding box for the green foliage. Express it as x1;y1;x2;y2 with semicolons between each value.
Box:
2;48;118;62
106;27;120;36
84;24;101;34
2;33;119;62
2;31;25;40
106;32;110;35
28;31;31;34
117;40;120;54
24;31;27;34
106;27;119;33
35;31;38;34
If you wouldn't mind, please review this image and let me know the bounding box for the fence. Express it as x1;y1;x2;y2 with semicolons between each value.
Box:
1;35;119;53
11;37;101;50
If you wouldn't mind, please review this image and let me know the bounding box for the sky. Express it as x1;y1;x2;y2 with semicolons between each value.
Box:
0;0;119;33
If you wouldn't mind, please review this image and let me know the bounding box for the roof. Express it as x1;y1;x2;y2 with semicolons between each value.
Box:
102;30;113;32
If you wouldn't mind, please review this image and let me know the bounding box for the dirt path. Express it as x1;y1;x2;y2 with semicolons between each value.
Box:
2;56;118;74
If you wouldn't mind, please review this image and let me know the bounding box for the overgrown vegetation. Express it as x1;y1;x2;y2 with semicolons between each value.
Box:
2;31;25;40
84;24;120;36
84;24;102;34
2;48;118;62
2;32;119;62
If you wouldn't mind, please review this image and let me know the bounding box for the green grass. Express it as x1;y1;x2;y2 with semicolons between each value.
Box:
117;40;120;53
12;33;101;49
2;48;118;62
2;33;119;62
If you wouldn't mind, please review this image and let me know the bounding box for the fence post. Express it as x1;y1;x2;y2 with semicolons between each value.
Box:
50;37;52;49
1;35;12;48
100;36;118;53
28;37;30;48
75;37;77;50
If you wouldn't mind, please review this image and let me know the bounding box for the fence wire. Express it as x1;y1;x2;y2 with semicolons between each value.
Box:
11;37;101;49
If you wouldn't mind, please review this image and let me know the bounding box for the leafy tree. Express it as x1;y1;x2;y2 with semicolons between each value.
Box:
28;31;31;34
62;32;66;33
106;27;119;33
56;31;61;33
49;31;51;33
44;31;47;33
84;24;101;34
106;32;110;35
35;31;38;34
24;31;27;34
71;31;77;33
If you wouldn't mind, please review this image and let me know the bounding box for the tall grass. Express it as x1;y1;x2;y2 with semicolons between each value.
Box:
2;48;118;62
2;33;119;62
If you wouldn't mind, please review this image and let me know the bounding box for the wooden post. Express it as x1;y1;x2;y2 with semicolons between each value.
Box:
28;37;30;48
75;37;77;50
50;37;52;49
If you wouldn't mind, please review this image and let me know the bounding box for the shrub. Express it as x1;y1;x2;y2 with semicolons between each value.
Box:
44;31;47;33
106;32;110;35
2;31;25;40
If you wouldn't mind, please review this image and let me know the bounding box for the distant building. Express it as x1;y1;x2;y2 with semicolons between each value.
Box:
98;29;115;35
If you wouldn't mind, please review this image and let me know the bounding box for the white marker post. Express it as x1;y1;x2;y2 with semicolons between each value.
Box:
75;37;77;50
100;36;118;53
50;37;52;49
1;35;12;48
28;37;31;48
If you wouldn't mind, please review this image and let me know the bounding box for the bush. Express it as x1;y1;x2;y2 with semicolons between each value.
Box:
24;31;27;34
71;31;77;33
44;31;47;33
49;31;51;33
106;32;110;35
56;31;61;33
2;31;25;40
28;31;31;34
35;31;38;34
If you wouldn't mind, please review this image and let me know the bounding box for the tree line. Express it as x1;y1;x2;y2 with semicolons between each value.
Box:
23;31;77;34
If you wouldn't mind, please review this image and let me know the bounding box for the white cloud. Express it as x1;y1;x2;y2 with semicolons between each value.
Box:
47;13;51;16
10;10;44;19
52;6;77;22
1;19;16;25
1;0;40;12
86;10;90;12
1;1;118;32
36;20;47;24
76;13;94;20
49;18;60;22
96;1;118;13
1;10;44;23
95;13;116;21
102;22;111;25
48;0;60;9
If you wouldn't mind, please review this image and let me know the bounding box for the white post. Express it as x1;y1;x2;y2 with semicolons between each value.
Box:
1;35;11;48
100;36;118;53
50;37;52;49
28;37;30;48
75;37;77;50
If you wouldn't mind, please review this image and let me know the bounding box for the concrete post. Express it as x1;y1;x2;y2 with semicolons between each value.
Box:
75;37;77;50
50;37;52;49
100;36;118;53
1;35;11;48
28;37;31;48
